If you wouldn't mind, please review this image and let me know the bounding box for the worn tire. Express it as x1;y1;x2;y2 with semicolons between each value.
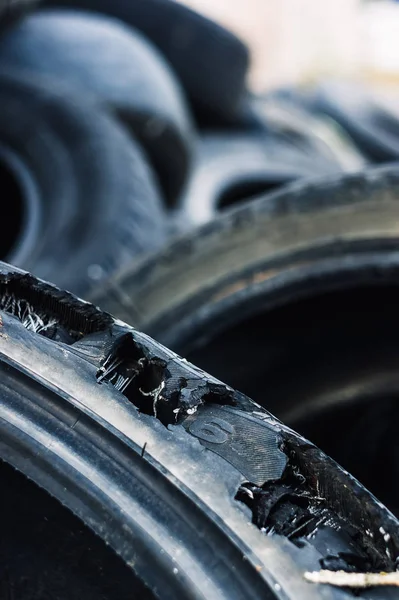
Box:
42;0;250;122
0;70;166;298
0;9;194;204
1;262;399;599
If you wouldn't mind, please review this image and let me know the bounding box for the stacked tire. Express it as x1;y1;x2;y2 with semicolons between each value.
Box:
1;2;399;599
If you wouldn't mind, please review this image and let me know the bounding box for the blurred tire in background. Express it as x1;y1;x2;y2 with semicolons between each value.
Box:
0;71;166;297
0;8;195;205
179;131;348;227
42;0;250;124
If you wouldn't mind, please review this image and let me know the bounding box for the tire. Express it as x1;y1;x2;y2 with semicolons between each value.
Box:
0;69;166;298
1;261;399;599
0;9;194;205
308;80;399;162
91;166;399;513
91;165;399;333
0;461;153;599
180;132;345;227
42;0;250;122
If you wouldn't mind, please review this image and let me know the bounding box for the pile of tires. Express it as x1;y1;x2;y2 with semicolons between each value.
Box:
2;2;399;599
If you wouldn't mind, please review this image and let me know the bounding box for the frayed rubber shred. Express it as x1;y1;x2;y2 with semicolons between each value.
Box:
0;293;58;334
97;353;137;392
304;570;399;588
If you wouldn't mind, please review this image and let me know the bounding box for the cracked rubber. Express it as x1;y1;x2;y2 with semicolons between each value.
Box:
1;262;399;599
0;9;194;204
0;69;166;297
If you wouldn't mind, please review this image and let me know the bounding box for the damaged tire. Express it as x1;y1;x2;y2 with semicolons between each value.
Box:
91;166;399;514
0;9;194;204
0;70;166;297
1;262;399;598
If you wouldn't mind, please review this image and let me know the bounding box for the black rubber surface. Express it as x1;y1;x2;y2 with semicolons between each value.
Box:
0;70;166;298
0;460;154;599
0;9;194;204
42;0;250;121
0;262;399;599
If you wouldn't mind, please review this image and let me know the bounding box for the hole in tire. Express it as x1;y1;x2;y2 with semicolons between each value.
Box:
0;460;154;600
183;284;399;516
218;179;282;210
